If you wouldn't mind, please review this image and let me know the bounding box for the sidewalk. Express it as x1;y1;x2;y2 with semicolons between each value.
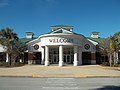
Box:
0;65;120;78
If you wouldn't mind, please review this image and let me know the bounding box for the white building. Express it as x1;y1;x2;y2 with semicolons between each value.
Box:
26;25;99;66
0;25;120;66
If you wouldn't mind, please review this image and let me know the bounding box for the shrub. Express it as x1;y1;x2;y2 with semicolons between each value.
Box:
101;62;110;66
0;62;8;66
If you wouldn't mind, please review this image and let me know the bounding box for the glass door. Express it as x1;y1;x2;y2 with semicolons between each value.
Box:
49;47;59;64
64;55;71;64
53;55;59;64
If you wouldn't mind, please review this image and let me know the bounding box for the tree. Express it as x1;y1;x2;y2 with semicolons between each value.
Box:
100;32;120;66
99;37;113;66
0;27;19;66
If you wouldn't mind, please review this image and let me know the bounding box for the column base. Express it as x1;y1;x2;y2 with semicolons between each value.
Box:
59;61;63;67
45;61;49;66
74;61;78;66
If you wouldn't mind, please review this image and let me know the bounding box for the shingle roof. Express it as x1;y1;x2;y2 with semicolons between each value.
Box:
19;38;36;44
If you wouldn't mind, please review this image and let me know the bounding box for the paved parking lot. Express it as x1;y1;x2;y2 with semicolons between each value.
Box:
0;65;120;78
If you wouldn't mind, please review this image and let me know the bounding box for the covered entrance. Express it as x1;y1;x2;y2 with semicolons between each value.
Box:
49;47;74;64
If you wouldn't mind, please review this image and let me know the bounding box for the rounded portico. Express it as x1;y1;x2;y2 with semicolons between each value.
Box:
39;25;84;66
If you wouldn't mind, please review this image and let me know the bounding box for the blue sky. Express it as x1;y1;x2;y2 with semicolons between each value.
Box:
0;0;120;38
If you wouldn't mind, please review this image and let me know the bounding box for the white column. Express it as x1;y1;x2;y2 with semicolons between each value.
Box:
6;53;9;62
74;46;78;66
41;47;44;64
45;46;49;66
59;45;63;66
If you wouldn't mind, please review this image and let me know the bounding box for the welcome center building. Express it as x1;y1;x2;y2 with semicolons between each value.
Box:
24;25;102;66
1;25;120;66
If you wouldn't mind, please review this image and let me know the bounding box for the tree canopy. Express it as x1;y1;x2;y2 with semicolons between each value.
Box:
0;28;20;66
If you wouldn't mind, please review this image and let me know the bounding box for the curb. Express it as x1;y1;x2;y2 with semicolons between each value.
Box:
0;75;120;78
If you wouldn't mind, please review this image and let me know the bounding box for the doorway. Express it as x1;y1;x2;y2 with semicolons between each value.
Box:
82;52;91;65
63;47;74;64
49;47;59;64
53;55;59;64
64;55;71;64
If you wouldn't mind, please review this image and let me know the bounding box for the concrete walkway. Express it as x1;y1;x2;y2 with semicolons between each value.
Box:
0;65;120;78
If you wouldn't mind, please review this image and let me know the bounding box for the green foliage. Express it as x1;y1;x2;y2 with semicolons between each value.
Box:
0;27;20;66
0;62;8;66
101;61;120;67
113;32;120;51
102;62;110;66
99;32;120;66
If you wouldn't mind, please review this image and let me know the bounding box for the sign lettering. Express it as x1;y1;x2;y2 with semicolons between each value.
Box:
49;38;73;43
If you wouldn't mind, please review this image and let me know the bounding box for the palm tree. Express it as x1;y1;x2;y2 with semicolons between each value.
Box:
0;27;19;66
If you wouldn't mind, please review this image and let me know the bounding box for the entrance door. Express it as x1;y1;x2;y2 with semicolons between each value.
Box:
82;52;91;65
64;55;71;64
53;55;59;64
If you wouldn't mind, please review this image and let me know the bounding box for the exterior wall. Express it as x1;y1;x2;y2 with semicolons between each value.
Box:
82;38;96;64
0;44;6;52
27;32;97;66
91;51;96;64
82;38;96;52
0;44;8;62
28;52;34;64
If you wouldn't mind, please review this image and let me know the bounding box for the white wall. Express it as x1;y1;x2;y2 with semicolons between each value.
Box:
0;44;6;52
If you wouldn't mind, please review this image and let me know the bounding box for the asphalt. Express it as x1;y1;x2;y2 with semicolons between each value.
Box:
0;65;120;78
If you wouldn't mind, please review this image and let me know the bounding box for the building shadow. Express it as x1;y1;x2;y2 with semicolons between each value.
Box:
94;85;120;90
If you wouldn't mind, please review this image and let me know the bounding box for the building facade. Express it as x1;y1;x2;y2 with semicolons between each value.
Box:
26;25;98;66
0;25;120;66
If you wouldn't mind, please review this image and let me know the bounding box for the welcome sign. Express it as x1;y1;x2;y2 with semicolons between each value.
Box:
49;38;74;43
